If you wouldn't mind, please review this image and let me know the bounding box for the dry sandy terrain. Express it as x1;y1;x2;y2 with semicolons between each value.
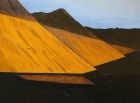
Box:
47;26;124;66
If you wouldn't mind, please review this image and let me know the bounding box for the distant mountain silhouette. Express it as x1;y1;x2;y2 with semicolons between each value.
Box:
86;27;140;54
32;9;94;37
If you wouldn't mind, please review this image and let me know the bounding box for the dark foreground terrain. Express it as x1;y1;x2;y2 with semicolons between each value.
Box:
0;73;140;103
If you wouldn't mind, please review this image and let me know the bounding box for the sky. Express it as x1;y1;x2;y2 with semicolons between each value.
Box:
20;0;140;28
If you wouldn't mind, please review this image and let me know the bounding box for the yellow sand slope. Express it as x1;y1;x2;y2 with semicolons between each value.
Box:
20;74;93;84
46;26;124;66
0;13;96;74
109;43;134;55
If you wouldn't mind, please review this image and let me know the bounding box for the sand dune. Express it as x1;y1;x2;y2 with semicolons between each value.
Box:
0;14;95;73
46;26;124;66
109;43;134;55
33;9;124;66
0;0;95;74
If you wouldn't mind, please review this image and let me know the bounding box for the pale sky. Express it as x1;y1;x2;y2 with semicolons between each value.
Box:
20;0;140;28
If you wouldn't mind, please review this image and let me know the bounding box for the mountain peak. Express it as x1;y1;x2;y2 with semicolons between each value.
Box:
32;8;94;36
54;8;69;14
0;0;34;20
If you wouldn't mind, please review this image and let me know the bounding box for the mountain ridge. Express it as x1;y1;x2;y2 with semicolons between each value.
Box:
32;9;95;37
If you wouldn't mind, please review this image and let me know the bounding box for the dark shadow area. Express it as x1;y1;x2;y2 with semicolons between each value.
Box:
85;51;140;80
0;0;35;21
86;27;140;49
96;51;140;75
0;73;92;103
1;72;140;103
32;9;96;38
84;51;140;102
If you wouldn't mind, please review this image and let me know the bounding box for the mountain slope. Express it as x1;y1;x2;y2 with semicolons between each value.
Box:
46;26;124;66
33;9;124;66
0;0;34;20
32;9;95;37
86;28;139;54
0;0;95;74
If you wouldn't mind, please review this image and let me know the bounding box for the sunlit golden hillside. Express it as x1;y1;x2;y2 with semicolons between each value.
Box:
0;0;96;74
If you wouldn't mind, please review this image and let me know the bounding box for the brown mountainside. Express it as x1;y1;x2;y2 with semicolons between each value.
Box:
86;27;140;54
32;9;95;37
0;0;34;20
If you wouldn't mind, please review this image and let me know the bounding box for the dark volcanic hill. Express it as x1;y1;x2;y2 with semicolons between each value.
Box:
86;27;140;50
0;0;34;20
32;9;94;37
